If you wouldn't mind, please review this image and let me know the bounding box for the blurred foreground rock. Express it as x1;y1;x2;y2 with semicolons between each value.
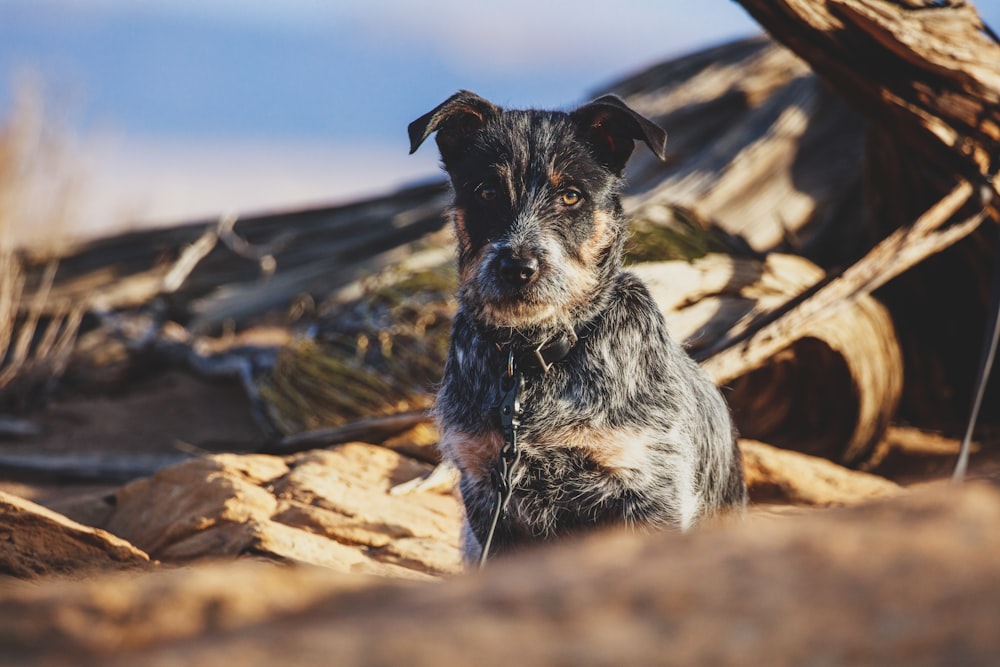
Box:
1;483;998;666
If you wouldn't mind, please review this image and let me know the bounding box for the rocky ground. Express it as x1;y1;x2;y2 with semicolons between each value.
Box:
0;361;998;665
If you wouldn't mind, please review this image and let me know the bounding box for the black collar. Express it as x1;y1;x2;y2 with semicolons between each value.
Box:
504;328;578;375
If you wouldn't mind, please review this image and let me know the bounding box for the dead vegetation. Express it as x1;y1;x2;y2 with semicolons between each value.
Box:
0;84;84;413
259;258;456;433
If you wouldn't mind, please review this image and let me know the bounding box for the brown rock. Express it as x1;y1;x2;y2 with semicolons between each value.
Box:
381;420;441;464
98;444;462;578
105;454;286;556
741;439;902;506
0;491;150;578
1;484;998;666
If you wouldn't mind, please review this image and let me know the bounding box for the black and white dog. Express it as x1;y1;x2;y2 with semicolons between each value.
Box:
409;91;746;562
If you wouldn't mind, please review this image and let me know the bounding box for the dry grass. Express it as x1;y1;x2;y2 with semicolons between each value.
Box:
258;261;456;433
625;205;753;263
0;82;85;408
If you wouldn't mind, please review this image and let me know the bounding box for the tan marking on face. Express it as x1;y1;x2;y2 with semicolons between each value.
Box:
479;299;560;329
562;258;599;310
541;209;612;313
549;170;564;189
449;206;473;257
577;209;614;267
439;429;502;483
545;426;652;472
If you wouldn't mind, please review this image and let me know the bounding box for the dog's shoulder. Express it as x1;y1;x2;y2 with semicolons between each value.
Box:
595;270;670;337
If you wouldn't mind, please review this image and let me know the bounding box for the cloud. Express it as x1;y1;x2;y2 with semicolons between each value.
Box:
61;133;442;240
335;0;759;74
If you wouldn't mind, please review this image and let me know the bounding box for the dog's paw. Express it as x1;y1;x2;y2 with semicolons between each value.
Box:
390;460;460;495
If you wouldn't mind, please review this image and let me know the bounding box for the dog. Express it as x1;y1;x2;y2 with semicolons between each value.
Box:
408;90;746;563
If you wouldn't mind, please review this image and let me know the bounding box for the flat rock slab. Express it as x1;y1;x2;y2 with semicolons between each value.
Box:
742;439;902;505
1;483;998;666
0;491;150;577
92;443;463;578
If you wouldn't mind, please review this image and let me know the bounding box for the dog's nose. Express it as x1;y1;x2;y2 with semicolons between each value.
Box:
498;255;540;287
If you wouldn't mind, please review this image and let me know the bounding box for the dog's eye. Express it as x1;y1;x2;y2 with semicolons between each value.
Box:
478;185;498;202
560;189;583;207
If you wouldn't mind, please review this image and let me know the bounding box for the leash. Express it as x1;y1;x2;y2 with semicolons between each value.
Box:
478;349;523;569
953;204;1000;481
478;329;577;569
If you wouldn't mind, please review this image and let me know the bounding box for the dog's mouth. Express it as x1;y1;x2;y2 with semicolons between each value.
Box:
477;294;561;329
463;274;558;328
455;263;556;329
468;273;601;332
459;238;599;329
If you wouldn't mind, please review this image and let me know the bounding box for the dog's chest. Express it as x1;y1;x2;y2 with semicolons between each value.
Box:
438;360;656;486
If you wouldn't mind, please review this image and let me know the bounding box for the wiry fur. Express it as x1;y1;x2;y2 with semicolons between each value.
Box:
409;91;746;561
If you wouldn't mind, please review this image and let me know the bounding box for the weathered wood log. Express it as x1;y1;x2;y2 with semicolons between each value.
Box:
604;37;870;265
732;0;1000;429
740;439;902;506
636;252;903;464
260;411;431;457
21;181;451;331
0;452;190;482
734;0;1000;196
697;182;985;370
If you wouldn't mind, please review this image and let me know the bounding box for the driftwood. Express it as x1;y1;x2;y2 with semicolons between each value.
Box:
611;38;868;263
740;439;902;506
261;411;431;457
0;452;190;482
636;253;902;464
10;10;998;470
698;182;985;375
734;0;999;197
21;182;450;331
729;0;1000;468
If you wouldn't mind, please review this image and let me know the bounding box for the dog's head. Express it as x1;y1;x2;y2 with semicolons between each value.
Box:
409;91;666;335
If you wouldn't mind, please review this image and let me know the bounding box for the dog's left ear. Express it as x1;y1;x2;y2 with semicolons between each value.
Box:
571;95;667;174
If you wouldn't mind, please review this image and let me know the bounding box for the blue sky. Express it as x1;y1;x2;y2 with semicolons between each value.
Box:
2;1;760;141
1;1;997;240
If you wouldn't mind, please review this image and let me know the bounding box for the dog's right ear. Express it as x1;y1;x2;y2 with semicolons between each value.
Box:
408;90;499;165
